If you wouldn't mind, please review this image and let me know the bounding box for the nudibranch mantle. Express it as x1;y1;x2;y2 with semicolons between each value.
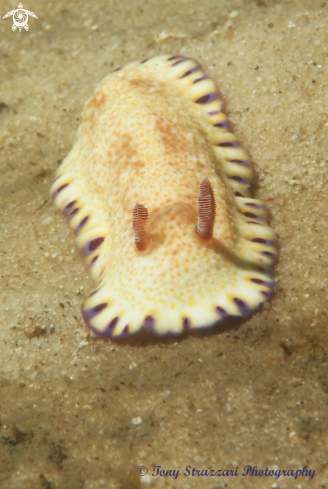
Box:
50;55;277;337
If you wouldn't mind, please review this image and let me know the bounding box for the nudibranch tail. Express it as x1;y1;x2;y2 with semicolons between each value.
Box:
132;203;151;252
50;54;277;338
195;178;216;241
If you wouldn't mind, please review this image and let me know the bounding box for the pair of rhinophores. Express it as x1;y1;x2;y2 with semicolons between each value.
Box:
50;54;277;338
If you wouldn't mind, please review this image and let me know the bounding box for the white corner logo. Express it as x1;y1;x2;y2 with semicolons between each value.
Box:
3;3;38;32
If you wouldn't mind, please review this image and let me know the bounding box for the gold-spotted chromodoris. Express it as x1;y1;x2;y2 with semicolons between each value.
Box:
50;55;277;337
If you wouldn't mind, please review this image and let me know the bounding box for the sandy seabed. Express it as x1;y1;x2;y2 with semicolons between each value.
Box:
0;0;327;488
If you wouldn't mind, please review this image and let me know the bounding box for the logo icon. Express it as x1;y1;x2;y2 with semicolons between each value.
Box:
3;3;38;32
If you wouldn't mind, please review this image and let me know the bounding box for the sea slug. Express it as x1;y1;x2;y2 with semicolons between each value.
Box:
50;55;277;337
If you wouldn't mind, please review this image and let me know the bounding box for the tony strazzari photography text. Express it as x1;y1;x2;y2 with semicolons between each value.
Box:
150;465;316;481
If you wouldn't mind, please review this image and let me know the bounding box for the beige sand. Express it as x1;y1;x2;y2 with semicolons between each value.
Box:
0;0;327;488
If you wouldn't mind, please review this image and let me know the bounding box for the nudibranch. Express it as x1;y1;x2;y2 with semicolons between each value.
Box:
50;55;277;337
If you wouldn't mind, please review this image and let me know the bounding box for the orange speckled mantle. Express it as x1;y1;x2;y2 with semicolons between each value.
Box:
50;55;277;337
